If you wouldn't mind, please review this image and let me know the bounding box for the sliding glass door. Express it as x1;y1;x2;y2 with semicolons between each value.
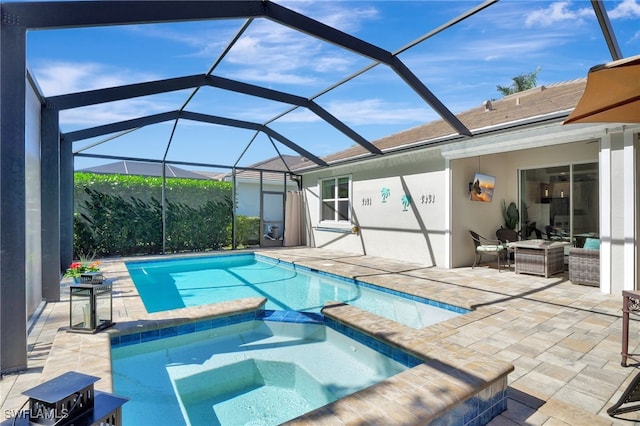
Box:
519;162;598;246
571;163;600;247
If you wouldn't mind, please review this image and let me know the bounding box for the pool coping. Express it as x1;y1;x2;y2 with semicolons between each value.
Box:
290;302;513;425
41;251;514;425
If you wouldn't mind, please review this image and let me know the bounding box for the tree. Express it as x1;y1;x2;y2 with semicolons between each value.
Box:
496;67;541;96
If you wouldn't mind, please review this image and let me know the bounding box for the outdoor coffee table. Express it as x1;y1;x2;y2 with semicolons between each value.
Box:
508;240;569;278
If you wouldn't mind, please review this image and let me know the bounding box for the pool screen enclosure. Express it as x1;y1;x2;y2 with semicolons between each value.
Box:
0;0;625;373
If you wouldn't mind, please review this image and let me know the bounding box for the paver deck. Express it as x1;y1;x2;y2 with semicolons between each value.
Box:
1;247;639;425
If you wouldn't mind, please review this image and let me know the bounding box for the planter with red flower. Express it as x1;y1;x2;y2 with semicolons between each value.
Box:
64;257;103;284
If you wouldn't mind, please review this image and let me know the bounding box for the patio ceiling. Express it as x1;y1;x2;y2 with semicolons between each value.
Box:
4;0;625;171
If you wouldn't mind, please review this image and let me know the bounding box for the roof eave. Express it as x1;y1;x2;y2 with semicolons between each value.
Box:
296;109;576;173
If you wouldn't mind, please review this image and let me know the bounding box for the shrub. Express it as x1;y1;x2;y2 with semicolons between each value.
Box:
232;216;261;247
74;173;233;256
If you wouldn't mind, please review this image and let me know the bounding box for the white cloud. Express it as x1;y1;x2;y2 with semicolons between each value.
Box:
234;97;430;126
214;21;361;87
479;37;564;61
229;69;318;86
273;108;319;123
321;99;431;125
33;61;174;127
126;2;379;87
279;1;380;33
127;24;232;59
33;61;159;96
406;33;562;70
225;30;320;69
609;0;640;19
312;56;355;73
525;2;593;27
228;21;356;69
59;98;174;127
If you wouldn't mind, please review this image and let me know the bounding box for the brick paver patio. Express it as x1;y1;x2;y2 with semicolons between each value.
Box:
1;248;638;425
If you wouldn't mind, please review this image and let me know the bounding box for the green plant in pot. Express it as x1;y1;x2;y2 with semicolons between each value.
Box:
502;201;520;230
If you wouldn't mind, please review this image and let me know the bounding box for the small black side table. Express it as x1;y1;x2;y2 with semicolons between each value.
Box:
621;290;640;366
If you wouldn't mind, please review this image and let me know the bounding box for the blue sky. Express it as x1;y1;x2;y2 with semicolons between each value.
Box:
24;0;640;172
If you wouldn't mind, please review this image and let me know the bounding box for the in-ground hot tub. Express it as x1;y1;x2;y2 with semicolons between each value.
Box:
111;312;419;425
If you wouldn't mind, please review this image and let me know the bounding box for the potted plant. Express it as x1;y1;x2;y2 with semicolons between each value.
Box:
63;254;101;283
502;200;520;230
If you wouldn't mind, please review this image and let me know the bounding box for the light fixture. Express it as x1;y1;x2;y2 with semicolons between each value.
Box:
69;282;114;333
15;371;128;425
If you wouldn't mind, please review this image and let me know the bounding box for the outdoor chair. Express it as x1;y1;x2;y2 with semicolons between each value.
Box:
545;225;567;241
569;237;600;286
531;227;543;239
496;227;519;243
496;227;519;263
545;225;558;240
607;370;640;417
469;230;508;271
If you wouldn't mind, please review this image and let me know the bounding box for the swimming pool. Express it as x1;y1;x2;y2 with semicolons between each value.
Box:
111;313;417;425
126;253;465;329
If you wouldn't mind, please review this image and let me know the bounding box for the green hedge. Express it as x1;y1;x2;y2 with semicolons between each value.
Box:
74;172;230;208
74;173;234;257
231;216;261;247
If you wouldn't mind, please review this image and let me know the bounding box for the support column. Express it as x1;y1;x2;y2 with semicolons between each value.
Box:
41;108;61;301
59;136;74;271
232;167;237;250
444;158;451;269
600;133;612;294
1;21;27;373
623;128;637;291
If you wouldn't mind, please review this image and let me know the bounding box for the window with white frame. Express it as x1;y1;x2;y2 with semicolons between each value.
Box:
320;176;350;223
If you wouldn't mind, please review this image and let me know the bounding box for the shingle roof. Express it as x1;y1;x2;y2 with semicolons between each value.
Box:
198;155;307;181
306;79;587;167
79;82;587;176
245;155;309;171
79;160;208;179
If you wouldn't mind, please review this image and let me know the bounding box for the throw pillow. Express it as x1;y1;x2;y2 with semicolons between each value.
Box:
583;238;600;250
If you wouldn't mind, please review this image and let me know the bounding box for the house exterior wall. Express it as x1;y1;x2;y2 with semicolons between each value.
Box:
636;132;640;294
302;149;448;266
301;119;639;296
610;133;627;293
234;179;297;217
450;154;511;268
607;129;639;295
443;120;639;295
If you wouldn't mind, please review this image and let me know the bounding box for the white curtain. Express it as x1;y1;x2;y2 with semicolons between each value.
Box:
284;191;304;246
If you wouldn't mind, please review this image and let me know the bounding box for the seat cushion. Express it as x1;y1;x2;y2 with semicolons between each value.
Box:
583;238;600;250
476;245;504;252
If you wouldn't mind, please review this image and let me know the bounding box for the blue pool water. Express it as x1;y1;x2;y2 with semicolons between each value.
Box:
126;254;465;329
112;316;414;426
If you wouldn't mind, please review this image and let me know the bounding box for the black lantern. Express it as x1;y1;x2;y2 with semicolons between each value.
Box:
69;282;114;333
1;371;128;426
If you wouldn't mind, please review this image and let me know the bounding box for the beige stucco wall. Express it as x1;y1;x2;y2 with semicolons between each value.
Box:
450;140;599;267
300;121;637;295
303;139;601;269
302;149;447;266
450;154;511;268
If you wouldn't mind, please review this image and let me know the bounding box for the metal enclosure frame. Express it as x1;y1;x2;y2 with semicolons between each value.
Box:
0;0;623;373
